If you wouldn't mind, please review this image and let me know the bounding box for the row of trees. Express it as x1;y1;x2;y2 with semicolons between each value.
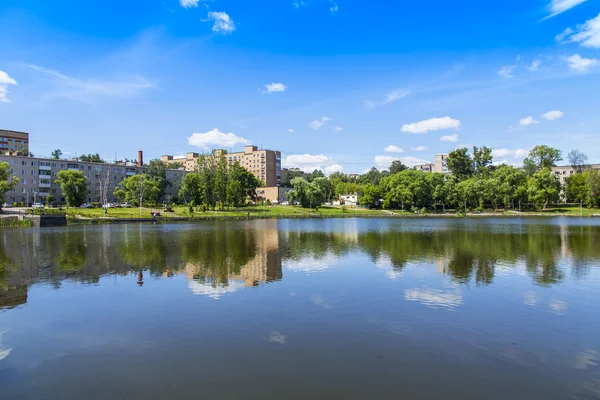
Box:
287;145;599;211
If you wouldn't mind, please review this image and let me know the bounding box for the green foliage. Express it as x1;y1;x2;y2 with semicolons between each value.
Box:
79;153;105;163
567;170;600;207
281;168;308;188
389;160;408;175
446;148;474;178
51;149;62;159
380;170;431;209
56;170;87;207
527;168;561;209
0;161;19;207
523;145;562;176
472;146;493;176
147;159;171;200
360;184;380;207
113;174;160;206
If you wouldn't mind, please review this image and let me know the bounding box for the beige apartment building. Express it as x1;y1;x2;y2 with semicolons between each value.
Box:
162;145;282;187
255;187;292;204
0;129;29;155
414;154;449;174
0;152;185;205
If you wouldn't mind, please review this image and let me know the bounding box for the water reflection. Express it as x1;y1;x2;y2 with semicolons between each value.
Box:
1;219;600;308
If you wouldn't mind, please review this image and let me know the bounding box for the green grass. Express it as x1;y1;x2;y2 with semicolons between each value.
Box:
537;206;600;216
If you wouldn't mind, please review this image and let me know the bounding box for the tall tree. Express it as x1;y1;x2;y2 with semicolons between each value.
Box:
389;160;408;175
472;146;493;175
56;170;88;207
79;153;105;163
147;159;170;200
179;172;203;206
360;184;381;207
0;162;19;210
287;177;312;207
51;149;62;160
227;162;260;207
567;149;588;173
380;170;431;209
527;168;561;210
446;148;474;179
523;145;562;176
114;174;159;206
493;165;528;209
360;167;383;185
308;169;325;182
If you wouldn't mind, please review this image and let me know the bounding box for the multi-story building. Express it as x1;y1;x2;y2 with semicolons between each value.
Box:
551;164;600;185
414;163;434;173
0;152;185;205
255;187;292;204
433;154;450;173
0;130;29;155
162;145;282;187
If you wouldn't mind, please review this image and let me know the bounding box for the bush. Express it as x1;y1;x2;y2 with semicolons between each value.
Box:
420;207;427;215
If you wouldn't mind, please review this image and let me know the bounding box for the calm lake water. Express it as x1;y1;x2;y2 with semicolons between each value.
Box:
1;218;600;399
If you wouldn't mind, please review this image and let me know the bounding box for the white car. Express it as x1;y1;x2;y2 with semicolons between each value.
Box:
32;203;45;209
120;202;132;208
280;201;290;206
103;203;115;208
2;202;12;208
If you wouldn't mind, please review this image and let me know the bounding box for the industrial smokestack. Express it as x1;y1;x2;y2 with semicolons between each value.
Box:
138;150;143;167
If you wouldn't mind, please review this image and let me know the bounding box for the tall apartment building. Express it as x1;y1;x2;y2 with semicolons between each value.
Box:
414;154;449;174
162;145;282;187
0;130;29;154
0;153;185;205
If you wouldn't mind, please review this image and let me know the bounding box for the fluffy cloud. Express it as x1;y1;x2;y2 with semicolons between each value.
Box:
293;0;339;15
491;148;529;159
529;60;542;71
364;89;408;109
282;153;341;174
404;288;463;310
440;133;459;142
546;0;590;19
541;110;565;120
0;70;17;103
288;129;294;133
565;54;600;72
309;116;332;130
498;65;516;78
333;125;344;132
262;83;287;94
374;155;428;169
412;146;428;151
384;145;404;153
556;13;600;48
180;0;200;8
519;116;540;126
188;128;250;150
401;116;461;134
206;12;236;34
188;280;245;299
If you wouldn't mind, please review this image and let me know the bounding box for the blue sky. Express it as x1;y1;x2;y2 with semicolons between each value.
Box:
1;0;600;173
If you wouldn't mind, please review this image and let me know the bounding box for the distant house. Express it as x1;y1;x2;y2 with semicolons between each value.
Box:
338;193;358;206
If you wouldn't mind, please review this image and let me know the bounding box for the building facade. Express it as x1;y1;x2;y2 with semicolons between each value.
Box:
0;153;185;205
0;130;29;155
255;187;293;204
162;145;282;187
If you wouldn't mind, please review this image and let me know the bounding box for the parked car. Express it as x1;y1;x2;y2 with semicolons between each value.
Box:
103;203;115;208
2;202;12;208
280;201;290;206
32;203;45;209
120;202;132;208
79;203;93;209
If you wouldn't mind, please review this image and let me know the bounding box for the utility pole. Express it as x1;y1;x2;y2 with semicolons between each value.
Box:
581;200;583;217
519;200;521;213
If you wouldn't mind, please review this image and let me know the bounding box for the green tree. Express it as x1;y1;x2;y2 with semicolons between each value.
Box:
380;170;431;209
214;154;229;209
310;177;333;205
568;149;588;173
56;170;87;207
179;172;203;206
281;168;307;188
427;173;453;211
523;145;562;176
308;169;325;182
565;173;587;204
227;162;260;207
527;168;561;209
0;162;19;209
389;160;408;175
360;167;383;185
288;177;311;207
147;159;170;200
583;170;600;208
472;146;493;176
79;153;105;163
446;148;474;179
114;174;160;206
51;149;62;160
493;165;528;209
361;184;380;207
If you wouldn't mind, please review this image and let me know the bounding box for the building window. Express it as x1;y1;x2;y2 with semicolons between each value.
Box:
22;179;27;184
21;170;25;175
21;161;26;166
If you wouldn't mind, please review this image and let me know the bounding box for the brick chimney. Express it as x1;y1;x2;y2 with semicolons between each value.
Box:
137;150;143;167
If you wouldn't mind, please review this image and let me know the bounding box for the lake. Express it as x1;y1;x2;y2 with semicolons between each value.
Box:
1;218;600;399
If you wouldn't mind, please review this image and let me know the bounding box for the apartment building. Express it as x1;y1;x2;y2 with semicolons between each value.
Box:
413;154;449;174
414;163;434;173
551;164;600;185
0;130;29;154
0;153;185;205
162;145;282;187
255;187;292;204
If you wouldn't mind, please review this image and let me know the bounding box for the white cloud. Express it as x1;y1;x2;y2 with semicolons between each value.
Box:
288;129;294;133
364;88;408;109
293;0;339;15
0;70;17;103
498;65;516;78
188;280;245;299
330;2;339;14
404;288;463;310
268;331;286;345
519;116;540;126
285;254;338;272
529;60;542;71
541;110;565;120
384;145;404;153
324;164;343;175
374;155;428;169
187;128;250;150
206;12;236;34
333;125;344;132
180;0;200;8
491;148;529;160
309;116;332;130
401;116;461;134
0;330;12;361
412;146;428;151
440;133;459;142
28;64;155;101
262;83;287;94
546;0;590;19
565;54;599;72
557;13;600;48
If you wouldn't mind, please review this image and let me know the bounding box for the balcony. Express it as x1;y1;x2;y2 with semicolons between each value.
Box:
39;165;52;171
39;182;52;188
